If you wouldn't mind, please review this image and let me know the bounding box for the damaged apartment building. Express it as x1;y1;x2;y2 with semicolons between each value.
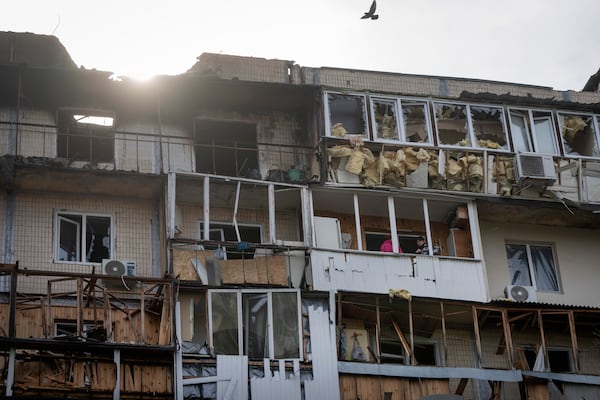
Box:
1;30;600;399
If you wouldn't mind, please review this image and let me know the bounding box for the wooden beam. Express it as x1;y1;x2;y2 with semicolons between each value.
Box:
8;264;18;338
537;310;548;372
568;310;580;373
440;301;448;367
391;319;414;365
472;306;483;368
455;378;468;395
501;309;514;368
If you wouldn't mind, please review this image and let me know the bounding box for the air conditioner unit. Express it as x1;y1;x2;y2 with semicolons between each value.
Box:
505;285;537;302
513;153;556;186
102;259;136;288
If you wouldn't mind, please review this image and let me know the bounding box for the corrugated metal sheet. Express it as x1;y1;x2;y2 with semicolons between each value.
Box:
217;355;248;400
250;359;302;400
304;299;340;400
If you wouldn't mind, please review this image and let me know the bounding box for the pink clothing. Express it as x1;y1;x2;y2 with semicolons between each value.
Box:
380;239;402;253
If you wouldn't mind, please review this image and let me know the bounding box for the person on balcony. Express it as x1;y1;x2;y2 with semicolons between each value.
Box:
380;235;403;253
415;236;428;254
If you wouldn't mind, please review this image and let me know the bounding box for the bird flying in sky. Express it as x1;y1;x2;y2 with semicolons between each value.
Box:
361;0;379;20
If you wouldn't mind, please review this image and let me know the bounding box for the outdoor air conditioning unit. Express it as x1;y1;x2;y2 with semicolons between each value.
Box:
513;153;556;186
102;259;136;288
505;285;537;302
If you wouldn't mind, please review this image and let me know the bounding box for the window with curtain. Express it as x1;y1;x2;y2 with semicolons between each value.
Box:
505;242;560;292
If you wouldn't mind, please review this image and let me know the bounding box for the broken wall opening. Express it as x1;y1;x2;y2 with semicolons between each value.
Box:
57;109;115;163
194;119;258;178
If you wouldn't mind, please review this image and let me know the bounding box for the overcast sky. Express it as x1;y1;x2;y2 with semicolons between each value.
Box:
2;0;599;91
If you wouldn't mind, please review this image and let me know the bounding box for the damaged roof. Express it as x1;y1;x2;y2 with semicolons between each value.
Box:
0;31;77;69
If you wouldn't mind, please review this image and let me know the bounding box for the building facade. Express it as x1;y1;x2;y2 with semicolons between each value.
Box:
1;31;600;399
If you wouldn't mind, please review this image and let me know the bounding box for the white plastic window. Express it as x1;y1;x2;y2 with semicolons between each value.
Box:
56;212;112;264
325;91;369;138
557;112;600;158
208;289;302;360
505;242;560;292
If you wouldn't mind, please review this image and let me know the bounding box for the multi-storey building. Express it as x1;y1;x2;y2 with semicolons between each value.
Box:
1;31;600;399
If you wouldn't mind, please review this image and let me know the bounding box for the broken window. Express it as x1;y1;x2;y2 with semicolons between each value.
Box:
371;97;400;141
198;221;262;259
325;92;369;138
435;103;470;147
508;109;559;155
557;112;600;158
401;100;432;144
57;110;115;163
194;119;258;178
208;289;301;360
505;242;560;292
521;346;573;372
435;102;508;150
56;212;112;263
370;97;432;144
470;105;508;150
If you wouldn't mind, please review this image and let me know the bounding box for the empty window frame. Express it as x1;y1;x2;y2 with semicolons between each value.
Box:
521;346;573;372
370;97;432;144
208;289;302;360
508;109;560;155
505;242;560;292
194;119;258;178
557;112;600;158
55;211;112;264
198;221;262;259
434;102;508;150
57;110;115;163
325;91;369;138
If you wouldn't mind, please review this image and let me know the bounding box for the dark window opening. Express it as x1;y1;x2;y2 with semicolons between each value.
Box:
57;110;115;163
522;347;572;372
365;232;421;253
414;342;437;366
194;120;258;178
327;93;368;137
199;222;262;259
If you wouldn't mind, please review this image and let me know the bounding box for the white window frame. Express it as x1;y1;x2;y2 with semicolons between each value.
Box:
324;90;369;139
508;108;560;155
370;96;433;145
207;289;303;360
505;241;561;293
434;101;509;152
54;210;114;265
556;111;600;159
197;220;263;243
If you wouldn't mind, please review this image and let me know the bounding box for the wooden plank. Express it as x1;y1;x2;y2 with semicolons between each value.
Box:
455;378;468;395
391;319;414;364
568;310;580;373
158;285;172;345
526;381;549;400
472;306;483;368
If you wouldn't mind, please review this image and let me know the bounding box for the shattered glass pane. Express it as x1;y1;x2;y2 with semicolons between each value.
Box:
372;98;399;141
435;103;469;146
558;113;600;158
86;215;111;263
471;106;508;150
505;243;532;286
402;101;431;144
327;93;368;137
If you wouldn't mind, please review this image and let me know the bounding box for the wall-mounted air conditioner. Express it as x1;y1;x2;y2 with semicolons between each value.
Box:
513;153;556;186
102;259;136;288
505;285;537;302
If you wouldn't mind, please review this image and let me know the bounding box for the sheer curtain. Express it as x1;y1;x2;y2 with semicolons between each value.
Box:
531;245;559;291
